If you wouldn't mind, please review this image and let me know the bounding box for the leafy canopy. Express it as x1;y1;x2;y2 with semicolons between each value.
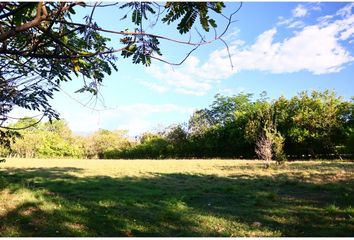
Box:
0;1;238;147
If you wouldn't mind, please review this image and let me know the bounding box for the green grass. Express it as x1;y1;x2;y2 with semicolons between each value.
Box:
0;159;353;236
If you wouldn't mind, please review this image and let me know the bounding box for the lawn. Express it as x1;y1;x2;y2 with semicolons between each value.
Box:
0;158;353;237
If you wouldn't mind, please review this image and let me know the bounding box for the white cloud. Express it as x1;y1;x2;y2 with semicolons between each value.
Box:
139;80;169;93
226;24;353;74
340;27;354;40
247;4;354;72
287;20;306;29
278;18;305;29
337;3;354;17
146;57;216;96
218;87;246;95
145;3;354;96
6;96;195;136
61;103;194;136
293;4;308;18
279;3;322;28
112;118;151;136
292;3;321;18
143;32;249;96
223;27;241;41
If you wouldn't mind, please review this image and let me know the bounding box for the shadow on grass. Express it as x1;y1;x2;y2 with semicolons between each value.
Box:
0;167;353;237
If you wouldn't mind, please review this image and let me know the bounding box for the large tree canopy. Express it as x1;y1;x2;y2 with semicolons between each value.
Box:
0;1;239;146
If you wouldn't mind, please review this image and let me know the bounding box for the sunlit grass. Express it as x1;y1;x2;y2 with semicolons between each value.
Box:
0;158;353;236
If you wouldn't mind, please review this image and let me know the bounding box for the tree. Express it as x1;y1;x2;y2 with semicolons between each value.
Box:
281;90;348;157
83;129;130;159
8;118;84;158
186;93;256;158
0;2;239;147
255;132;273;164
188;109;214;138
115;131;169;159
9;117;43;158
163;123;189;157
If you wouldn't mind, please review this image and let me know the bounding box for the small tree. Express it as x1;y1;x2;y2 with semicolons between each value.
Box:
272;131;286;164
255;133;273;165
255;125;286;165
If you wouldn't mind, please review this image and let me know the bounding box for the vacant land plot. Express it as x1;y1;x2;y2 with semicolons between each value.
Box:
0;159;353;237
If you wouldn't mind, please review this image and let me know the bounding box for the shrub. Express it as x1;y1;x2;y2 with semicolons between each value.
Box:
255;134;273;163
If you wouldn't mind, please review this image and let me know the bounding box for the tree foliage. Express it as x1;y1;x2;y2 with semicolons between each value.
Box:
83;129;130;159
8;119;83;158
1;118;131;159
113;90;354;160
0;1;238;147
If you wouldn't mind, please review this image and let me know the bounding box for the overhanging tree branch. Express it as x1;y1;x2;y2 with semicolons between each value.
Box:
0;2;47;42
0;113;45;130
0;1;241;133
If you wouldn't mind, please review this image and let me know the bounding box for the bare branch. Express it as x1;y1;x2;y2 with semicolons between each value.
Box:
85;2;119;8
49;17;234;47
0;113;45;130
150;44;200;66
5;113;44;120
219;37;234;69
0;46;126;59
219;2;243;39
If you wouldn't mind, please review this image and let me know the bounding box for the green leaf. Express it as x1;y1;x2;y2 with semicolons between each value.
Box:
68;7;76;14
209;19;217;28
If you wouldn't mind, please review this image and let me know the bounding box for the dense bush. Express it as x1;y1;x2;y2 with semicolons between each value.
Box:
116;90;353;160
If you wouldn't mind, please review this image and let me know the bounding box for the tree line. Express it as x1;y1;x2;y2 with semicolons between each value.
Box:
0;118;130;159
1;90;353;161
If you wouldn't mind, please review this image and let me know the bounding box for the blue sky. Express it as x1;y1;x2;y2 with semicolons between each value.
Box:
11;2;354;136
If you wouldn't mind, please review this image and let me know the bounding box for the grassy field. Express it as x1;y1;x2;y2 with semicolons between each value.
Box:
0;158;353;237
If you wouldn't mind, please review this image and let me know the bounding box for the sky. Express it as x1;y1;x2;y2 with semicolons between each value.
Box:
10;2;354;136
